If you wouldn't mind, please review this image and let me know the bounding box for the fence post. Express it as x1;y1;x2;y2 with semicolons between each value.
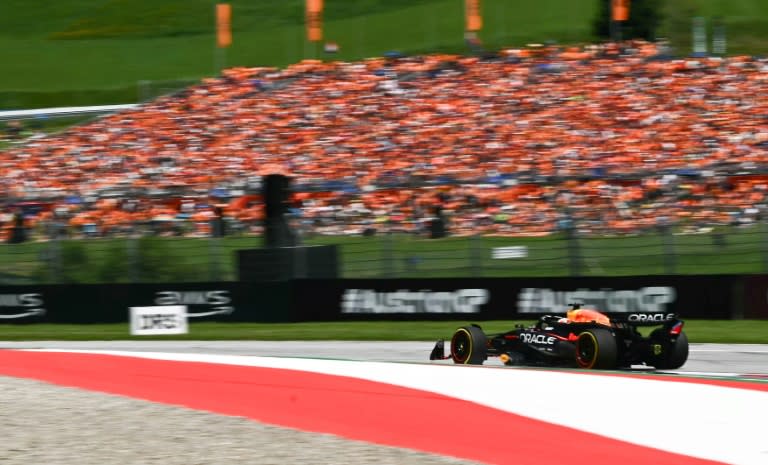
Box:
48;237;62;283
209;236;223;281
381;231;395;278
470;233;483;277
292;244;308;279
761;214;768;273
566;225;582;277
127;235;140;283
661;222;677;274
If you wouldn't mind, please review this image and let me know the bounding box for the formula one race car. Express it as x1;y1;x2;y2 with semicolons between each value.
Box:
429;304;688;370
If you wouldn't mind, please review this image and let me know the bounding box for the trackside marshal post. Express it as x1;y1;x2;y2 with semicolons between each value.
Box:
130;305;188;335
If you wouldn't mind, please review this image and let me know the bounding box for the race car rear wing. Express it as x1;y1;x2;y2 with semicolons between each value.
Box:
608;312;682;326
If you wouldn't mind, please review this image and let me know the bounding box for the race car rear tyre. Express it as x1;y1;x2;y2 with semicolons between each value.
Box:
649;329;689;370
450;325;487;365
575;328;618;369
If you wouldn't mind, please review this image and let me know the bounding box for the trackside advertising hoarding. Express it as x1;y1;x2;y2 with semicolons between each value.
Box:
292;276;738;321
741;275;768;319
292;276;737;321
0;275;752;324
0;282;291;324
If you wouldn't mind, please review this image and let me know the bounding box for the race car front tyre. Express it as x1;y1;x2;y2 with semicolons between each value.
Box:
575;328;618;369
649;329;689;369
450;325;487;365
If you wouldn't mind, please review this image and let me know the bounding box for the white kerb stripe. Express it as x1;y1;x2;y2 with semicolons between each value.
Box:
31;350;768;465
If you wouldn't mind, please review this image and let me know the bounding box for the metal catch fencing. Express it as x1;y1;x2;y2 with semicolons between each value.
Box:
2;219;768;285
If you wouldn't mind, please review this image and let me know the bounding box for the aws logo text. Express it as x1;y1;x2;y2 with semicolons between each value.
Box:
154;290;234;317
0;293;46;319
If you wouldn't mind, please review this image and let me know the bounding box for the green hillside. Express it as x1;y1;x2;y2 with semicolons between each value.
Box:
0;0;766;108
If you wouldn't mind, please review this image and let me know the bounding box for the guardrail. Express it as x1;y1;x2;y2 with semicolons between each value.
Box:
0;104;138;121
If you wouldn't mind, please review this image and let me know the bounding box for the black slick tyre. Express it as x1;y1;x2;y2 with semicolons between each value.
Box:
575;328;618;369
450;325;487;365
649;329;689;369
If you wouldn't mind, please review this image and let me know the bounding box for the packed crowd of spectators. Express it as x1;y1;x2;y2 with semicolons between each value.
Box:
1;40;767;240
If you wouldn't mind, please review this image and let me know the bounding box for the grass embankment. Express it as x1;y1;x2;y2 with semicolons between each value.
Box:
1;0;766;108
0;320;765;343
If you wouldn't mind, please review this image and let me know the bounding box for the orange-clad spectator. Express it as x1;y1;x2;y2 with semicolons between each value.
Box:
1;40;767;237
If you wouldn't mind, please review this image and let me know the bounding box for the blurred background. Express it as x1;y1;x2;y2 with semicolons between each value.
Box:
0;0;767;284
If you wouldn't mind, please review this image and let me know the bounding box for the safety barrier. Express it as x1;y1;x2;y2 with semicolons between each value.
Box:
2;274;765;324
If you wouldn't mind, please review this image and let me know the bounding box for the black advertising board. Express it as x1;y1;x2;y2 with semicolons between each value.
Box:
0;282;292;324
292;276;737;321
742;275;768;319
0;274;747;324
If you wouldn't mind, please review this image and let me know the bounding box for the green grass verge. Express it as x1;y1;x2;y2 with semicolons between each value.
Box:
1;0;767;108
0;320;765;343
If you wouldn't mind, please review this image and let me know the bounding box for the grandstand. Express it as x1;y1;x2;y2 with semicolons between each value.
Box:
1;40;767;241
1;1;768;283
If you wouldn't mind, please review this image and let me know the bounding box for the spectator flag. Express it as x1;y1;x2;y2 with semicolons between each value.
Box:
216;3;231;48
306;0;323;42
465;0;482;32
612;0;630;22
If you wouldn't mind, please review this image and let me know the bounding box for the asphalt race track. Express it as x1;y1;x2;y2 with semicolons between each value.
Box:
0;341;766;376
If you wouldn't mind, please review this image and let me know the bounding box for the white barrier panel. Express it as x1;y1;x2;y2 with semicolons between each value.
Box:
491;246;528;259
129;306;188;336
